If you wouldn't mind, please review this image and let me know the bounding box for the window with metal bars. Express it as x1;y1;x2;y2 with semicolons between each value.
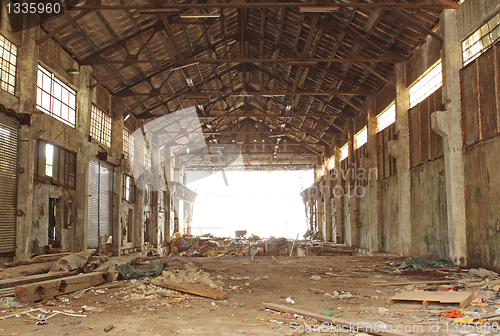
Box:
0;35;17;95
122;128;135;162
463;12;500;66
36;65;77;127
90;104;112;148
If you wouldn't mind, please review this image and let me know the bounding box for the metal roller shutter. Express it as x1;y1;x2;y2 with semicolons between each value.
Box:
0;113;18;253
87;158;113;248
87;158;99;248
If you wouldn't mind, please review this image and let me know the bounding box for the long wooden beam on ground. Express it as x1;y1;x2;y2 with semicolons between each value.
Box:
15;273;106;302
263;302;410;336
0;271;74;289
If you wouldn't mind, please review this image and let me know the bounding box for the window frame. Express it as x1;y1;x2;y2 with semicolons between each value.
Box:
0;34;17;95
90;104;112;148
36;64;77;127
462;12;500;66
122;174;135;203
123;128;135;162
377;103;396;133
409;61;442;109
35;139;76;188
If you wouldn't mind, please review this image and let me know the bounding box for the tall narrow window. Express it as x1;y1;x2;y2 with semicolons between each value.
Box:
409;61;442;108
90;104;112;148
0;35;17;94
355;127;367;149
123;174;135;203
36;65;77;127
340;144;348;160
123;129;135;162
463;12;500;66
329;156;336;169
377;103;395;132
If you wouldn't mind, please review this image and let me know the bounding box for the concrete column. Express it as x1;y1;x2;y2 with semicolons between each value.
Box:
315;155;324;239
15;23;39;260
133;135;145;251
333;138;343;243
366;96;380;252
110;97;124;256
162;146;171;244
150;135;160;249
73;66;97;253
388;63;411;256
431;9;467;266
347;118;358;246
173;157;180;233
323;146;333;241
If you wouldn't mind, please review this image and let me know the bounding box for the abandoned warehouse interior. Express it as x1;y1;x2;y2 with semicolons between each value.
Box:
1;0;500;334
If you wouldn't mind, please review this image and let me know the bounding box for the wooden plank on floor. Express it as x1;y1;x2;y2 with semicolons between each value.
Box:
152;281;227;300
371;280;453;286
263;303;408;336
387;291;473;308
15;272;106;302
0;271;73;289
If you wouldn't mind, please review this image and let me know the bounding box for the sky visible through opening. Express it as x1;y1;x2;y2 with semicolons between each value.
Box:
187;170;314;239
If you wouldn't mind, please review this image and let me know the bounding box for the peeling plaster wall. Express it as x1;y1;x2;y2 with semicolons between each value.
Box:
410;158;448;259
464;138;500;272
378;176;399;254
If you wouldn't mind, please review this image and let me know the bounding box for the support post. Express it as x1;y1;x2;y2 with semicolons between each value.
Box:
347;118;358;246
366;95;380;253
431;9;467;266
388;63;411;256
323;146;333;241
110;97;124;256
333;137;343;243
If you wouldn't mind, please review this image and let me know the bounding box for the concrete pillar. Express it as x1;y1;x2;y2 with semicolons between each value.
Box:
431;9;467;266
73;66;97;253
110;97;124;256
15;23;39;260
333;138;343;243
315;155;324;239
133;135;145;251
150;135;160;248
323;146;333;241
347;118;358;246
388;63;411;256
162;146;171;244
366;96;380;252
173;157;180;233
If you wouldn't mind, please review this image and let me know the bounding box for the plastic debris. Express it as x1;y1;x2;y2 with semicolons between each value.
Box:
441;310;462;318
285;297;295;304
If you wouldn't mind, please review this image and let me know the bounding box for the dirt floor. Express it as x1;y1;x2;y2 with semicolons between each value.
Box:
1;255;496;336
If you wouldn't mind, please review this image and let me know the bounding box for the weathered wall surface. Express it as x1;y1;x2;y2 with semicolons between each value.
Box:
378;175;399;254
464;137;500;272
358;190;370;249
410;158;448;259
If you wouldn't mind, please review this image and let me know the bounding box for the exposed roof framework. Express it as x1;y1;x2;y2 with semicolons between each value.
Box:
39;0;458;169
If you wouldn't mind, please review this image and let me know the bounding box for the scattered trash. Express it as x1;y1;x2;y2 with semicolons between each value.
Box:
285;297;295;304
310;275;321;281
36;319;47;325
104;324;114;332
323;311;333;316
441;310;462;318
453;317;483;324
378;307;390;315
115;260;167;280
393;257;456;271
